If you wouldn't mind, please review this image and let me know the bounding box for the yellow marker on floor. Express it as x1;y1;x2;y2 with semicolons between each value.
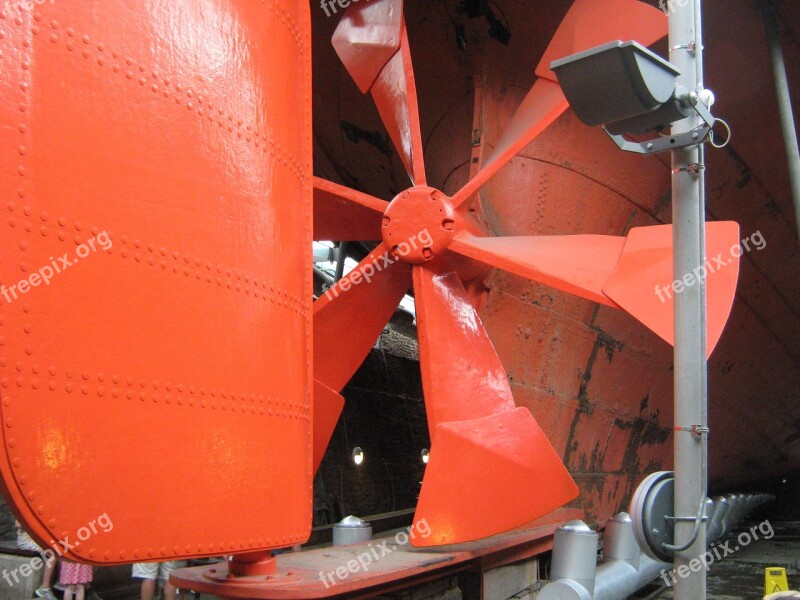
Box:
765;567;790;595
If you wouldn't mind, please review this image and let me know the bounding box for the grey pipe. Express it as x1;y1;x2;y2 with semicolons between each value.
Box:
593;514;669;600
593;556;669;600
539;515;670;600
539;496;771;600
707;496;729;542
760;3;800;242
549;521;599;596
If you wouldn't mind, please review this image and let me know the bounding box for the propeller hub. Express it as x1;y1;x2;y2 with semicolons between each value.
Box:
381;187;456;264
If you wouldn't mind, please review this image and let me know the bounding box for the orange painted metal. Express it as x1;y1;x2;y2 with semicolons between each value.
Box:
449;0;667;209
604;222;742;357
311;244;412;472
312;177;385;242
382;188;455;263
311;380;344;473
333;0;425;185
413;269;521;431
450;80;570;209
450;232;625;307
316;0;741;548
313;243;412;393
450;224;742;356
0;0;313;564
412;268;577;546
331;0;402;94
535;0;669;83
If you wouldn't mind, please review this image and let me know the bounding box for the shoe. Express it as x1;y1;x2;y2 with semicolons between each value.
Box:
34;587;59;600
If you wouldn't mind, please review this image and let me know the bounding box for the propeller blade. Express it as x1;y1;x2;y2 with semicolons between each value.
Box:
451;0;667;208
314;243;412;392
313;177;387;241
450;80;569;208
313;379;345;473
535;0;668;83
413;408;579;547
450;232;625;307
332;0;426;185
331;0;403;94
602;222;741;357
412;267;515;431
412;267;577;546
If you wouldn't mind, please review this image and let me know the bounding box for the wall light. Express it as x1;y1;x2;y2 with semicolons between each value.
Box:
351;447;364;466
420;449;429;465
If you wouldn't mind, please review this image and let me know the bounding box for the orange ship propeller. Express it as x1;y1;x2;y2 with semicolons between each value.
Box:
313;0;741;547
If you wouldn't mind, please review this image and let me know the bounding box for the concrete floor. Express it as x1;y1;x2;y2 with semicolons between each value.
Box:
653;519;800;599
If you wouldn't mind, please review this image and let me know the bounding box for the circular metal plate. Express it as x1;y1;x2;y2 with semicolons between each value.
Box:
631;471;675;562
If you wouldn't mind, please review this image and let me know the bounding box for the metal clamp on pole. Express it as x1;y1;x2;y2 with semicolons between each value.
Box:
604;88;717;155
674;424;710;438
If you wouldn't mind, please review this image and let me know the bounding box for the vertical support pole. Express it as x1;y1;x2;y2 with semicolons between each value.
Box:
669;0;707;598
760;3;800;242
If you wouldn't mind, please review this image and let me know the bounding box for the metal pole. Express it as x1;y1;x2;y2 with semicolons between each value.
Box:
760;3;800;242
669;0;707;598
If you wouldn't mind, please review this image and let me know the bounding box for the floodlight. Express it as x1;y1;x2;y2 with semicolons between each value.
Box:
551;41;717;154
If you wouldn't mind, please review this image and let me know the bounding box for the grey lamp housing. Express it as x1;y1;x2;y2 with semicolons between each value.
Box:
551;41;716;154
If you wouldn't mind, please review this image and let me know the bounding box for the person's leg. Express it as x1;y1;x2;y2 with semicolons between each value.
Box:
133;562;158;600
162;580;177;600
42;558;56;589
75;584;85;600
159;562;186;600
63;584;74;600
140;578;156;600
